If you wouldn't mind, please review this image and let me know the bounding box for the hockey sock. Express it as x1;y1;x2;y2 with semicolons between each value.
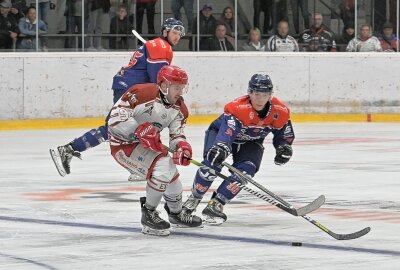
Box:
163;180;183;213
70;126;108;152
191;164;219;198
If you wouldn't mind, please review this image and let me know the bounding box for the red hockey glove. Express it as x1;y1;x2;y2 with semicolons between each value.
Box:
134;122;166;155
173;141;192;166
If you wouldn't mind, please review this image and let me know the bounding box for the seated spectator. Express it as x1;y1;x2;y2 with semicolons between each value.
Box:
109;5;131;50
26;0;50;24
0;0;20;50
200;22;234;51
337;22;355;51
240;27;265;51
171;0;193;33
379;22;398;52
191;3;217;50
346;23;382;52
298;13;336;52
17;6;47;51
266;20;298;51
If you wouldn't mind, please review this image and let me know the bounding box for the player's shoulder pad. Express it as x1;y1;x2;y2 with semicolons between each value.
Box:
270;96;291;128
122;83;158;106
174;96;189;120
224;95;251;116
145;38;173;64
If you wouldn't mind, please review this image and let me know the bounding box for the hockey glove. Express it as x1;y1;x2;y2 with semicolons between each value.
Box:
173;141;192;166
274;144;293;165
206;142;231;166
134;122;167;155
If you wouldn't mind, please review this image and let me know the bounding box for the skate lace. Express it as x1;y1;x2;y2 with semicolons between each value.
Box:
149;210;164;223
183;196;200;210
178;212;193;224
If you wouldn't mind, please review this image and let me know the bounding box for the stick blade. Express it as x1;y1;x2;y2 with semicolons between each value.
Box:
329;226;371;240
296;195;325;216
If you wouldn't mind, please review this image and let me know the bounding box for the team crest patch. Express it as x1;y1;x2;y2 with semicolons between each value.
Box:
249;111;254;119
161;113;167;119
273;113;278;120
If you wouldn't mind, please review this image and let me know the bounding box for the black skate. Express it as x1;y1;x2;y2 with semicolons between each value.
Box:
182;194;202;214
202;193;227;225
140;197;170;236
164;203;203;228
49;144;81;176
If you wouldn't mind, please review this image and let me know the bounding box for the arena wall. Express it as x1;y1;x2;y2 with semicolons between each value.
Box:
1;52;399;121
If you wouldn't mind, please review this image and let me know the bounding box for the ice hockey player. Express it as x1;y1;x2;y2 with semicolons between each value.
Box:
107;65;202;236
182;73;295;224
50;18;185;177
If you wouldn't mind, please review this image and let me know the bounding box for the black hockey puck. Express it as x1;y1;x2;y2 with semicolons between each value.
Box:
291;242;302;246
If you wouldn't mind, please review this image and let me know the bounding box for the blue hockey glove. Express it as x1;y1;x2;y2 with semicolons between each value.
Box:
274;144;293;165
206;142;231;166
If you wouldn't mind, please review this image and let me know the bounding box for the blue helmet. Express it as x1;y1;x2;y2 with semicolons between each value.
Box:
248;74;273;93
161;18;185;37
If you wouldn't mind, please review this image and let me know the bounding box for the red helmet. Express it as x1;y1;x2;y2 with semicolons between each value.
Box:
157;65;188;86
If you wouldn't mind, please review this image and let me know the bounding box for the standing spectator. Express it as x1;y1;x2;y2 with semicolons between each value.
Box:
339;0;355;30
17;6;47;51
191;3;217;50
253;0;273;34
298;13;336;52
171;0;193;33
266;20;298;52
272;0;288;30
109;5;130;50
290;0;309;34
200;22;234;51
240;27;265;51
379;22;398;52
26;0;50;24
346;23;382;52
10;0;27;21
337;22;354;51
64;0;83;49
0;0;19;50
87;0;111;51
136;0;157;35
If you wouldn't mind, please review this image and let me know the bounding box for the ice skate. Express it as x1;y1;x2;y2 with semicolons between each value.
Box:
49;144;81;176
202;195;227;225
181;194;202;214
164;203;203;228
140;197;170;236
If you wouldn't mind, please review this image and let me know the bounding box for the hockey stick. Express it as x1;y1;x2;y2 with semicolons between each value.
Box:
131;30;147;44
223;163;371;240
168;147;323;216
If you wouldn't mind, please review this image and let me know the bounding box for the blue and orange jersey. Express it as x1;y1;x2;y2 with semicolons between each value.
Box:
112;37;173;90
209;95;295;148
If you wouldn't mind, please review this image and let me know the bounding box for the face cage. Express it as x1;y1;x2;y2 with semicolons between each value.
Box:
248;87;273;95
166;25;186;37
160;79;189;96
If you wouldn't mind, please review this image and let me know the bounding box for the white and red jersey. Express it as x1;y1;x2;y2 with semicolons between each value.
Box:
108;83;188;152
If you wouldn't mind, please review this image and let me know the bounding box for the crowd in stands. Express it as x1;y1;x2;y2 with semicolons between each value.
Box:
0;0;398;52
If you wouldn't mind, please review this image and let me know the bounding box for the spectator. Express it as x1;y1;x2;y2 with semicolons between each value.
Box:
379;22;398;52
26;0;50;24
240;27;265;51
272;0;288;29
266;20;298;52
136;0;157;35
10;0;27;21
191;3;217;50
346;23;382;52
337;22;354;51
253;0;273;34
339;0;355;30
298;13;336;52
171;0;193;33
109;5;131;50
218;6;235;42
64;0;84;49
200;22;234;51
18;6;47;51
0;0;19;50
87;0;111;51
290;0;309;34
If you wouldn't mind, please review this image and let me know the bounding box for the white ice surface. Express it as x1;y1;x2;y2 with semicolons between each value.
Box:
0;123;399;270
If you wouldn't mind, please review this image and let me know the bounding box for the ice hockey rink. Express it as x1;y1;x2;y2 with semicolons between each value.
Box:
0;123;399;270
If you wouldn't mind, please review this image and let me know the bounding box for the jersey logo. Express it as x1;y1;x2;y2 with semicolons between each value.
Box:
124;51;144;69
225;128;233;136
249;111;254;119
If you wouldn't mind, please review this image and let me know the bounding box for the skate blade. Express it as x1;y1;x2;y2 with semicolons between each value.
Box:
170;223;204;229
141;226;170;236
202;215;225;226
49;149;66;177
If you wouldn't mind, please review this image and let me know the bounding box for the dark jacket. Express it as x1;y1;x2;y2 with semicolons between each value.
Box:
109;16;131;49
298;25;337;52
200;37;234;51
0;14;20;49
